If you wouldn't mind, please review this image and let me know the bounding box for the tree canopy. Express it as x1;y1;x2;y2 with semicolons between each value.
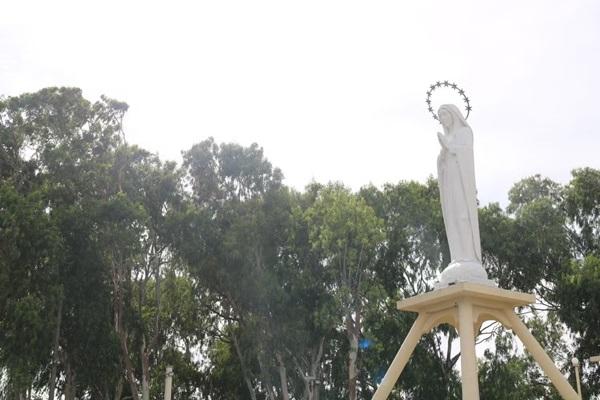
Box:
1;87;599;400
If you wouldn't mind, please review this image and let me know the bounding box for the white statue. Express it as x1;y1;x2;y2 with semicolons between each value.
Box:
435;104;494;288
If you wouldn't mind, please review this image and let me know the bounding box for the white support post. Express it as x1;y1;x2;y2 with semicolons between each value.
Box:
372;313;428;400
457;301;479;400
164;365;173;400
505;311;579;400
370;283;578;400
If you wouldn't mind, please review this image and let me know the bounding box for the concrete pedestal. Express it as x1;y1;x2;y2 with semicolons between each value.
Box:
371;282;578;400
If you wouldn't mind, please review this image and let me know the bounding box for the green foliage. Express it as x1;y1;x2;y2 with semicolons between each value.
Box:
361;300;460;399
182;137;282;205
0;182;59;394
507;174;562;215
3;87;600;399
362;179;445;297
359;180;461;398
481;177;570;295
555;256;600;396
304;183;384;309
306;184;384;256
201;335;256;399
479;328;550;400
564;168;600;256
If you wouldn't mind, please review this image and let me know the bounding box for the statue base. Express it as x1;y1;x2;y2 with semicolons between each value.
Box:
371;282;579;400
435;261;496;289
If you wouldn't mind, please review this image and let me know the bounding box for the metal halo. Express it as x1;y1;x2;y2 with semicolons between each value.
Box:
425;81;472;122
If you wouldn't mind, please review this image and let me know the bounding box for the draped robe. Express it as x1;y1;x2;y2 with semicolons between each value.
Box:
437;126;482;264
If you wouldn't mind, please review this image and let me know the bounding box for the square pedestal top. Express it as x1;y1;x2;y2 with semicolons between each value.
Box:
397;282;535;313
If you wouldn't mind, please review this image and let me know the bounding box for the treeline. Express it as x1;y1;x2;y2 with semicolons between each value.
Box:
0;87;599;400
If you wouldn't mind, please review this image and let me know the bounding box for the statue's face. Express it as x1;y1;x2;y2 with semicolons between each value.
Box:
438;109;452;128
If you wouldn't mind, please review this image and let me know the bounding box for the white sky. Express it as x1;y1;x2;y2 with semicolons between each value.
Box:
2;0;600;206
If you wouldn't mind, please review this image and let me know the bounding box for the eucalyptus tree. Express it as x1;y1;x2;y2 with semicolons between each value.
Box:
477;173;589;399
5;85;600;400
555;168;600;397
144;270;207;400
279;185;340;400
302;183;385;400
0;181;60;399
359;180;462;399
0;87;126;399
0;87;194;400
478;326;554;400
93;144;186;400
177;138;291;399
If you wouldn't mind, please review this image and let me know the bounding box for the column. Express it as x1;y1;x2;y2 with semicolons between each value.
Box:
458;301;479;400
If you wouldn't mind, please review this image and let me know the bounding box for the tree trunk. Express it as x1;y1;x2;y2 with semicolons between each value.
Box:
114;377;124;400
293;336;325;400
142;377;150;400
119;333;140;400
112;258;140;400
348;333;359;400
258;353;277;400
141;340;151;400
309;337;325;400
275;352;290;400
48;297;63;400
346;313;359;400
64;360;77;400
232;333;257;400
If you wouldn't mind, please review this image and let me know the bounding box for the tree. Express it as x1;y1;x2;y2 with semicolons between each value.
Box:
0;87;127;399
0;87;192;400
0;183;59;399
564;168;600;257
481;175;570;298
177;138;290;399
5;86;600;399
304;183;385;400
360;180;461;399
479;327;548;400
553;168;600;397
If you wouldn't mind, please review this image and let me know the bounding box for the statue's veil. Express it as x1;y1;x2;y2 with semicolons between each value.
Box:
439;104;470;134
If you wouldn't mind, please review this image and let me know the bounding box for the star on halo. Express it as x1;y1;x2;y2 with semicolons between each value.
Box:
425;81;471;122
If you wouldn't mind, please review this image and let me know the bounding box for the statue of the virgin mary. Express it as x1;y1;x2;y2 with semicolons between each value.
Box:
435;104;494;288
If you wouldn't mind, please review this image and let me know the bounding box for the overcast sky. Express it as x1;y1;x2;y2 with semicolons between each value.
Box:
2;0;599;207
